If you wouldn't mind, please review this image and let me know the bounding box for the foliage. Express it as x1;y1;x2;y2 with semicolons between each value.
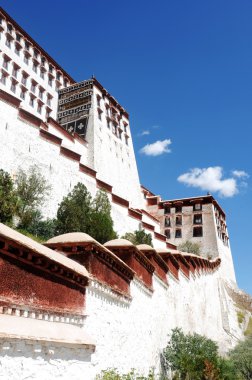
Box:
121;228;153;247
56;182;92;234
163;328;220;380
229;335;252;380
237;310;245;325
0;169;18;224
19;210;57;241
244;317;252;337
15;166;51;229
89;190;117;244
178;240;201;255
95;369;155;380
56;184;117;243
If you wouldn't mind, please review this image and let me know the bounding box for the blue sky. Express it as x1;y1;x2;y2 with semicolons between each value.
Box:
2;0;251;294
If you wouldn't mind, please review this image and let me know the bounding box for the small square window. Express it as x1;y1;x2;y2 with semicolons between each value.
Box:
194;214;202;224
165;229;170;239
175;205;182;213
193;227;203;237
175;229;182;238
165;217;171;227
176;215;182;225
193;203;202;211
164;206;170;214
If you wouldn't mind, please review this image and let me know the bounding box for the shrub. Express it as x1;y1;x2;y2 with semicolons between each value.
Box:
229;335;252;380
121;228;153;246
178;240;201;255
0;169;18;224
56;184;117;243
15;165;51;230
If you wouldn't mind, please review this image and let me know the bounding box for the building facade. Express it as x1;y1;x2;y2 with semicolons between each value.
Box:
0;7;248;379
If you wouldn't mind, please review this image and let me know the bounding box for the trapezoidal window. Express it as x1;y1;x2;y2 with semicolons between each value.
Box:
193;227;203;237
193;203;202;211
175;229;182;238
193;214;202;224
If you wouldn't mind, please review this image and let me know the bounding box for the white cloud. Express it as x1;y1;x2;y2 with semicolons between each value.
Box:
177;166;239;197
138;130;150;136
140;139;172;156
232;170;249;179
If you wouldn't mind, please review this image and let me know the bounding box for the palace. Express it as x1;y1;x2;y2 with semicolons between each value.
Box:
0;7;249;380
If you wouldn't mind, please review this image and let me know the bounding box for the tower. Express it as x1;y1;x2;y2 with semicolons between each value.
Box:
57;77;144;208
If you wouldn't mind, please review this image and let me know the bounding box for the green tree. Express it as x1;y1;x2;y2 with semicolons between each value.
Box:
0;169;18;224
56;182;92;234
56;184;117;243
178;240;201;256
229;336;252;380
89;190;117;244
121;228;153;247
163;328;220;380
15;166;51;229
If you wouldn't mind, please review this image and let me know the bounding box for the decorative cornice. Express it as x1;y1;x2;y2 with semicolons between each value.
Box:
79;163;97;178
142;221;155;231
0;237;88;290
0;89;21;108
96;179;113;193
39;129;62;145
60;146;81;162
112;194;129;208
18;108;42;128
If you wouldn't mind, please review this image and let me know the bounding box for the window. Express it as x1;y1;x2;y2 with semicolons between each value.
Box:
33;49;39;59
40;69;45;79
5;37;11;48
48;76;53;86
21;73;28;86
12;65;18;78
3;58;9;70
193;227;203;237
31;81;36;93
98;109;102;121
193;203;202;211
41;57;46;66
64;79;68;87
47;95;52;107
38;88;44;100
7;24;13;33
24;54;29;65
49;64;53;74
165;229;170;239
164;206;170;214
56;72;61;81
0;73;7;85
37;103;42;114
175;205;182;213
33;62;38;73
107;119;110;129
118;130;122;140
125;135;129;145
176;215;182;225
165;217;170;227
46;108;51;119
124;123;128;133
10;81;16;94
25;41;30;51
16;33;21;42
20;89;26;100
97;95;101;107
14;45;21;56
29;95;35;107
175;229;182;238
194;214;202;224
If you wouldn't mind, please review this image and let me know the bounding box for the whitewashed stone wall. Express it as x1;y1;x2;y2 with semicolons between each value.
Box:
0;268;243;380
0;98;163;246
